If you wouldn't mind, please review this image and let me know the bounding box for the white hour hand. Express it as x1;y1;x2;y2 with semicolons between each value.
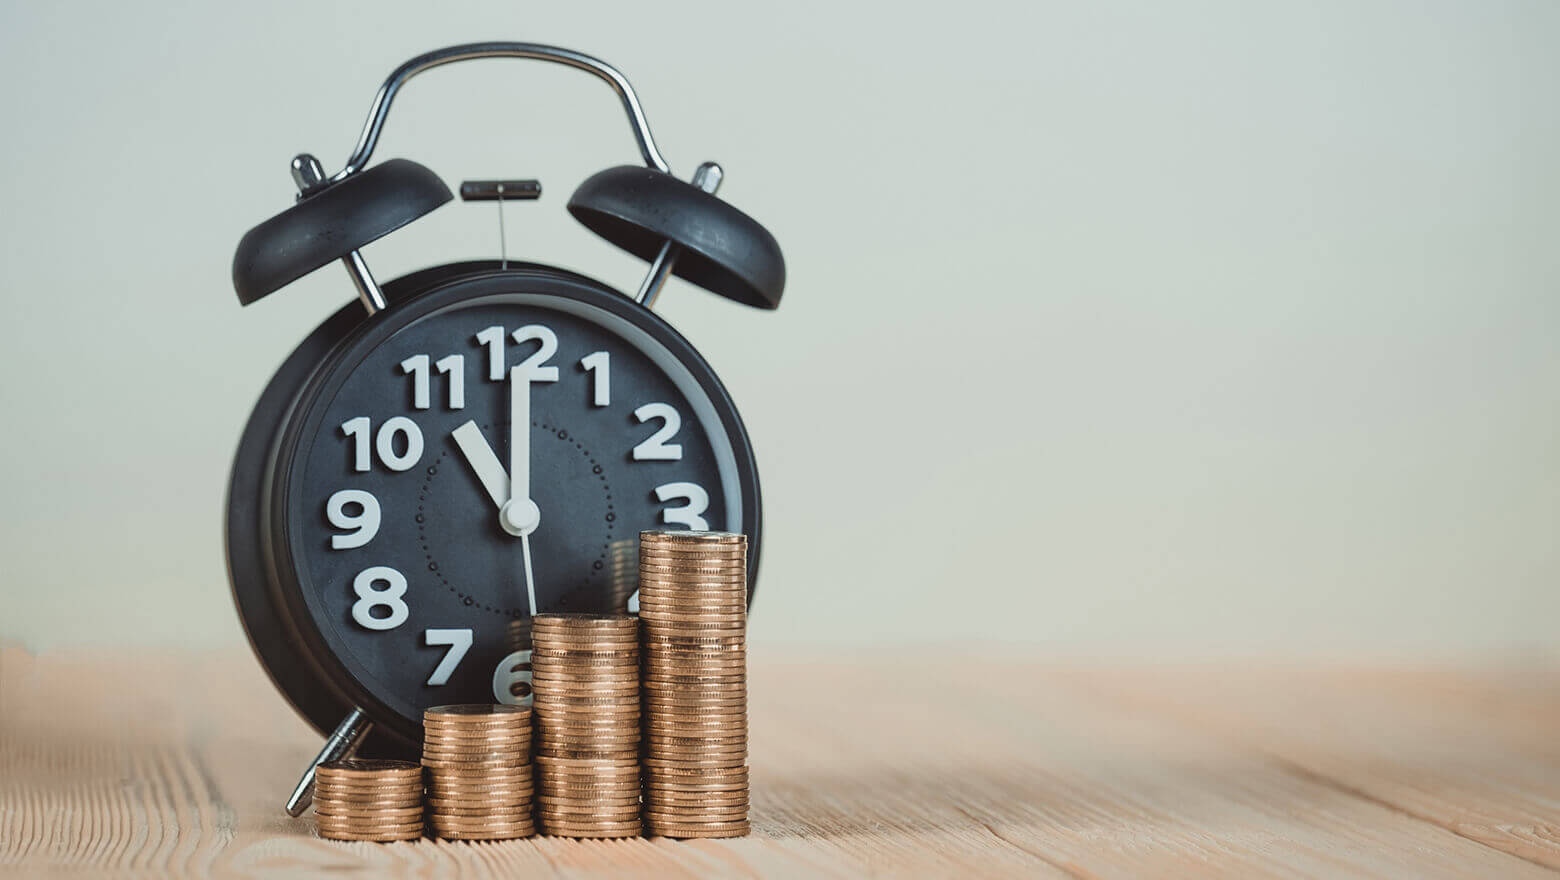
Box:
451;421;509;510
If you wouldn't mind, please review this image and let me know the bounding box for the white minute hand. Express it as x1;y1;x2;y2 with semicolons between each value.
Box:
510;365;530;507
501;366;542;537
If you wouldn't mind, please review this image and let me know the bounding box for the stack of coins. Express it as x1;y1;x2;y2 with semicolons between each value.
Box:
313;758;424;842
421;704;535;840
531;613;643;838
638;530;750;838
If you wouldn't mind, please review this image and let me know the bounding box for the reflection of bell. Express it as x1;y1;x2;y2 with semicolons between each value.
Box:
605;537;640;614
502;619;535;702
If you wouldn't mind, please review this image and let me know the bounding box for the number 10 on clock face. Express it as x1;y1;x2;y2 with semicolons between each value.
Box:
280;291;756;722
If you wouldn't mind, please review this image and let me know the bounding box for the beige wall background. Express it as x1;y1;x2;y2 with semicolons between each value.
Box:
1;1;1555;656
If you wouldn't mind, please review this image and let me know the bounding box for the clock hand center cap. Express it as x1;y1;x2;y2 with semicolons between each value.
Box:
500;498;541;537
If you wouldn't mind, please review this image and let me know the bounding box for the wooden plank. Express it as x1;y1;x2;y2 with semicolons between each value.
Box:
2;644;1557;878
1064;661;1560;869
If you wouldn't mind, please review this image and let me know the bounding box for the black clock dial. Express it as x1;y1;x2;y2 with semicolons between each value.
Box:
247;266;760;750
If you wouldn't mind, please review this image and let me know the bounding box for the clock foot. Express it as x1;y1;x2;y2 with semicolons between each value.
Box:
284;707;374;817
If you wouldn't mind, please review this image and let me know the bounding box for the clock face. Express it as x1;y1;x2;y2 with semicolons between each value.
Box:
271;275;756;734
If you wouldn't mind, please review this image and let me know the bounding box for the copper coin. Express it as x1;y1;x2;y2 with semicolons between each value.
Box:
314;779;424;793
643;757;749;772
638;531;745;544
536;794;641;806
530;663;638;673
540;821;643;836
640;625;747;638
426;823;535;837
643;646;745;657
424;793;534;805
426;704;530;719
533;612;639;625
644;776;749;790
424;764;532;776
317;827;425;841
534;757;641;771
646;823;749;839
426;821;536;833
425;807;532;820
531;643;640;652
313;811;424;823
315;819;425;834
316;759;421;779
643;638;746;650
531;678;640;691
641;695;747;707
645;734;748;746
643;764;748;778
644;746;748;760
643;722;749;735
423;712;531;724
645;810;749;825
646;796;749;810
537;804;643;818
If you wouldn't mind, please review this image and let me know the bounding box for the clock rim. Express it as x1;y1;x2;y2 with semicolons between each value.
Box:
227;260;763;756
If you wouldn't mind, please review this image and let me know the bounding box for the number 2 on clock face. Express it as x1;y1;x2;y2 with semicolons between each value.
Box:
316;314;719;702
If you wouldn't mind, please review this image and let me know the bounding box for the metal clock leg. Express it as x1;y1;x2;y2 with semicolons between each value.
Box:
284;708;375;817
635;161;723;309
291;154;389;315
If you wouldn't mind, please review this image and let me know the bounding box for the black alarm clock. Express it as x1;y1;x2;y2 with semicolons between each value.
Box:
224;43;784;815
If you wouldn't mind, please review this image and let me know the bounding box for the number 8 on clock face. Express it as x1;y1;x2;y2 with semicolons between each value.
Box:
230;266;762;756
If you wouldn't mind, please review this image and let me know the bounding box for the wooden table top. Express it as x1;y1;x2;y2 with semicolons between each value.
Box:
2;643;1557;878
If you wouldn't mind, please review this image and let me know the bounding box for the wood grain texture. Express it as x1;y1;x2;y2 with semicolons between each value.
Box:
2;643;1558;878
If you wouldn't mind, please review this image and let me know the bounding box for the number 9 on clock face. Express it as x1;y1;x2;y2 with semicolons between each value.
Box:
235;270;761;753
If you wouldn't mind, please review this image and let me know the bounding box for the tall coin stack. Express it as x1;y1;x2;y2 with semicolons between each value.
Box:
313;758;424;842
421;704;535;840
531;613;643;838
638;529;750;838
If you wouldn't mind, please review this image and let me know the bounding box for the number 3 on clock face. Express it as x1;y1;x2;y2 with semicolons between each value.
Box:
267;278;758;738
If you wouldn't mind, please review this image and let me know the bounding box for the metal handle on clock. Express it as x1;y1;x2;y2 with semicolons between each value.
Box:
284;707;373;817
310;42;674;191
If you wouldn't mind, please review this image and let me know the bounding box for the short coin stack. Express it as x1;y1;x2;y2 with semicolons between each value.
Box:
638;530;750;838
313;758;424;842
531;613;643;838
421;704;535;840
